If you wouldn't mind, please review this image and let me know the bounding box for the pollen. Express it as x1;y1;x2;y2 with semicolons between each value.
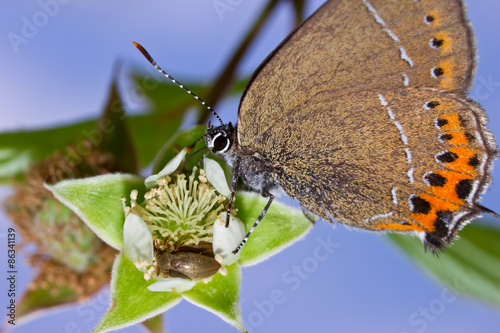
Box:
128;167;226;247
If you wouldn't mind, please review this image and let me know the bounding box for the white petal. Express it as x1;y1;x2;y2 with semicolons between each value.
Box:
148;278;197;292
213;212;246;265
145;148;187;188
204;157;231;197
123;213;154;269
121;197;127;216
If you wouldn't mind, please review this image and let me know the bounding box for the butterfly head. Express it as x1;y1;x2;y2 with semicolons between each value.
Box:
205;122;236;160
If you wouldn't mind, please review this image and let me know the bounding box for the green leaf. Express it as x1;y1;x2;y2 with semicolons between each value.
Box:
93;254;182;333
132;74;208;114
45;174;145;250
151;125;206;174
227;78;249;97
183;264;245;332
131;74;248;115
130;75;250;165
0;119;96;183
236;192;312;266
98;74;139;174
128;112;184;168
388;222;500;305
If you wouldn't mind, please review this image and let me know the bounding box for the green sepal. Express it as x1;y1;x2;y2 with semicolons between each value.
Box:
92;254;182;333
183;264;245;332
236;192;312;266
45;174;145;250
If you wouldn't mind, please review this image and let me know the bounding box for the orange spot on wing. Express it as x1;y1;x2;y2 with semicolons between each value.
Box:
434;101;453;111
439;113;463;131
374;222;425;232
441;130;471;147
439;60;453;73
436;32;453;55
427;171;473;204
444;147;478;175
438;60;455;90
427;10;441;27
411;194;459;231
426;99;453;111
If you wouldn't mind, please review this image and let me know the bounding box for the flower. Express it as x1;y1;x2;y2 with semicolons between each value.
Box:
46;140;313;332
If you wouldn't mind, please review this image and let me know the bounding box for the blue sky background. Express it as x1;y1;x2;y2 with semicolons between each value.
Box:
0;1;499;332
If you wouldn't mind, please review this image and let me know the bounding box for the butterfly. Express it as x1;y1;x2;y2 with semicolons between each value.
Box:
136;0;498;254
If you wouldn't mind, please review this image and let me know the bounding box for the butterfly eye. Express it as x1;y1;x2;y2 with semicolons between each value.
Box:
212;133;231;153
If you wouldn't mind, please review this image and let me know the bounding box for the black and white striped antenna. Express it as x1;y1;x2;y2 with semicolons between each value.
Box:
133;42;224;127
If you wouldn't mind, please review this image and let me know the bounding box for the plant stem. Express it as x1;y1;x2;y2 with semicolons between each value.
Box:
291;0;305;25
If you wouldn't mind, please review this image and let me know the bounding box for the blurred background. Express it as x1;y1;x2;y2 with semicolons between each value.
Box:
0;0;499;332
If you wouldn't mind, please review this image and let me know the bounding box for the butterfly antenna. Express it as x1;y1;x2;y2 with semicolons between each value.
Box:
184;146;209;168
133;42;224;127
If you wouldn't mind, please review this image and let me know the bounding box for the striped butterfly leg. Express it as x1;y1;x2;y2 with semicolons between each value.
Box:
232;191;275;254
226;158;240;228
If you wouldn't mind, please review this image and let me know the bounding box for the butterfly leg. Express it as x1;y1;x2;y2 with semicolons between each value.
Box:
226;158;240;228
232;191;274;254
